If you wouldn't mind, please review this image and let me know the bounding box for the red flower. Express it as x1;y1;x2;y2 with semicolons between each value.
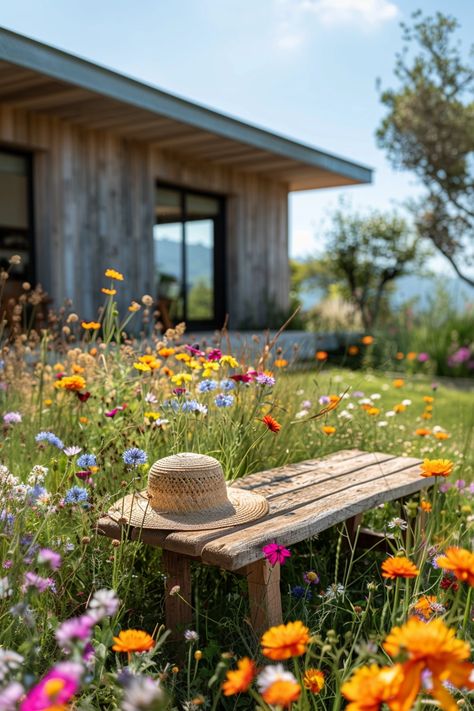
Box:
77;391;91;402
440;575;459;592
230;373;253;383
262;415;281;433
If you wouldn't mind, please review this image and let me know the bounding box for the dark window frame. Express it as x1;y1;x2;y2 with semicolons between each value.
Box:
155;181;226;330
0;144;35;283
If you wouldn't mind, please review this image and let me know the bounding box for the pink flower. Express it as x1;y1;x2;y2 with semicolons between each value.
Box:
262;542;291;567
207;348;222;361
20;661;82;710
55;615;94;650
37;548;62;571
105;405;125;418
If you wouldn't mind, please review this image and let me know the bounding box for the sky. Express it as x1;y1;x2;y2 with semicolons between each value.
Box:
1;0;473;272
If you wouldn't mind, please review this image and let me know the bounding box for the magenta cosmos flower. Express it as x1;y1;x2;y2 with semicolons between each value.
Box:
262;542;291;566
20;661;82;710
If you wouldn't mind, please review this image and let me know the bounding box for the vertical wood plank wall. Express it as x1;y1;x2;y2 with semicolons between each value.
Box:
0;103;289;327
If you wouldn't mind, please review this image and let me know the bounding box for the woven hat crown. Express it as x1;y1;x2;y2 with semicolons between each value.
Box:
147;452;229;514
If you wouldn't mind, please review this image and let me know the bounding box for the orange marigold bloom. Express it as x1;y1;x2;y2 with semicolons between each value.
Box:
420;459;454;478
420;500;432;513
341;664;405;711
393;404;406;413
262;414;281;433
383;617;474;711
222;657;256;696
274;358;288;368
434;431;449;440
381;556;419;580
303;668;325;693
57;375;86;392
421;412;432;420
101;287;117;295
262;680;301;707
72;364;85;374
395;352;404;360
361;335;374;345
393;379;404;388
366;407;380;416
423;396;434;403
321;425;336;435
348;345;359;355
261;621;310;660
105;268;124;281
406;351;417;361
436;547;474;587
415;428;431;437
81;321;101;330
112;629;154;653
315;350;328;361
79;416;88;424
158;347;175;357
412;595;438;620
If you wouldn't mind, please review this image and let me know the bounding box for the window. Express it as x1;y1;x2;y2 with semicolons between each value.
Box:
154;184;225;328
0;149;34;280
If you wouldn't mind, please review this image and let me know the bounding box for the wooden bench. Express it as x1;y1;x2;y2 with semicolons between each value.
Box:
98;449;433;637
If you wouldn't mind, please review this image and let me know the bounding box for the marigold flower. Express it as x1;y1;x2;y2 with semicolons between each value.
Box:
222;657;256;695
348;345;359;355
81;321;101;330
421;412;432;420
175;353;191;362
395;352;404;360
436;547;474;587
434;431;449;440
381;556;419;580
420;500;432;513
420;459;453;478
393;404;406;413
261;414;281;433
361;335;374;345
56;375;86;392
412;595;438;620
406;351;417;361
366;407;380;416
321;425;336;435
158;347;175;357
138;355;161;369
423;396;434;403
104;268;124;281
262;679;301;707
274;358;288;368
303;668;325;693
393;379;404;388
133;362;151;372
261;621;310;660
415;428;431;437
101;287;117;295
112;629;154;653
315;351;328;361
383;617;474;710
341;663;405;711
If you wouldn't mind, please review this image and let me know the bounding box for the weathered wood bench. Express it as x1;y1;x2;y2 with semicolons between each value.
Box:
98;449;433;637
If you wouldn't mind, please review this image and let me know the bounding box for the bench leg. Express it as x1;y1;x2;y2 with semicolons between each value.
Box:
162;550;193;642
245;559;283;637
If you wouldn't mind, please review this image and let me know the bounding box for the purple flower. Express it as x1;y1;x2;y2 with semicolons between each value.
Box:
303;571;320;585
3;412;21;424
215;393;234;408
0;681;24;710
417;352;429;362
22;572;55;593
55;615;94;650
455;479;466;492
469;483;474;495
439;482;451;494
262;543;291;567
122;448;147;467
88;588;120;621
291;585;312;601
77;453;96;469
351;391;365;398
319;395;330;405
207;348;222;361
447;346;471;367
38;548;62;570
255;373;276;387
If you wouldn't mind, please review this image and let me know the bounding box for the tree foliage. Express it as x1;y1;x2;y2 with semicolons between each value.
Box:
377;11;474;286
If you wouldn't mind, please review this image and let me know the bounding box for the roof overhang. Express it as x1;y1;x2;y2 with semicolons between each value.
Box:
0;27;372;191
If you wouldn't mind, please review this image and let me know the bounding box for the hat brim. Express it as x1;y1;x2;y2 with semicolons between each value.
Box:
107;486;269;531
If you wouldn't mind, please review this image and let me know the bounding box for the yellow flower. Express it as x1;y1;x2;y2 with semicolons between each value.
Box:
53;363;65;371
56;375;86;392
420;459;453;478
171;373;192;386
261;621;310;660
44;399;52;407
321;425;336;435
366;407;380;416
104;268;124;281
220;355;239;367
175;353;191;362
361;335;374;345
274;358;288;368
406;351;417;361
393;379;404;388
434;431;449;440
138;355;161;370
101;287;117;295
303;669;325;693
393;404;406;413
81;321;101;330
421;411;432;420
187;359;202;371
420;499;432;513
133;363;151;372
423;395;434;403
128;302;140;312
144;411;160;420
203;363;219;377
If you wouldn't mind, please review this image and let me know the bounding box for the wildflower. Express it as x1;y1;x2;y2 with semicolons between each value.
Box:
128;302;140;312
407;351;417;360
55;615;94;650
393;379;404;388
383;617;474;710
121;676;164;711
274;358;288;368
348;345;359;355
220;377;237;390
418;352;430;362
77;454;97;469
303;669;325;693
230;372;253;383
112;629;154;653
207;348;222;361
38;548;62;570
81;321;101;329
367;407;380;416
171;372;192;386
393;404;406;413
440;575;459;592
215;393;234;407
64;486;89;505
257;665;301;707
434;431;450;440
198;379;217;392
222;657;256;696
415;428;431;437
261;414;281;433
361;335;374;345
388;518;408;531
420;500;432;513
381;556;419;580
35;431;65;449
303;571;319;585
436;547;474;586
134;362;151;372
315;351;328;361
261;620;310;660
63;446;82;456
220;355;239;368
22;572;55;593
291;585;312;601
57;375;87;392
20;661;83;710
88;588;120;621
122;448;147;467
105;268;124;281
0;576;13;599
105;405;125;417
420;459;453;478
321;425;336;435
0;680;24;710
341;663;405;711
3;412;21;424
184;630;199;642
263;543;291;566
324;583;345;599
412;596;440;620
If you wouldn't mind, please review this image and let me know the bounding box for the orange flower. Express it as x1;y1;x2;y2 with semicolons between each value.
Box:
341;664;405;711
274;358;288;368
158;347;175;357
81;321;101;330
423;396;434;403
434;431;449;440
321;425;336;435
261;621;310;660
348;345;359;356
79;416;88;424
222;657;256;696
315;351;328;361
303;668;325;693
366;407;380;416
406;351;417;361
412;595;438;620
361;335;374;345
101;287;117;296
420;500;432;513
381;556;419;580
383;617;474;711
112;629;154;653
393;404;406;413
104;268;124;281
420;459;453;478
436;547;474;587
393;379;404;388
421;412;432;420
138;355;161;369
128;302;140;312
395;352;404;360
415;428;431;437
262;680;301;707
72;364;85;374
56;375;86;392
261;414;281;433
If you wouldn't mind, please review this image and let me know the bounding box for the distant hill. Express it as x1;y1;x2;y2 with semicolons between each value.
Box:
154;237;212;282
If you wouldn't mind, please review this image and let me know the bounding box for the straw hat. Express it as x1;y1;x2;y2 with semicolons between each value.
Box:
107;452;269;531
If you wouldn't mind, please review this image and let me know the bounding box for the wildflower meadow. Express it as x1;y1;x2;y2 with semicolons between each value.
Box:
0;265;472;710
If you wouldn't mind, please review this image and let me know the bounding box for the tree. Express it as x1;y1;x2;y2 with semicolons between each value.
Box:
319;210;426;331
377;11;474;286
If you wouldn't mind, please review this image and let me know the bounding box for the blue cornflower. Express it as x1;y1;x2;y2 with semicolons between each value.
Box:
28;485;47;503
77;453;97;469
122;448;148;467
0;510;14;532
255;374;276;387
162;399;180;412
220;378;236;391
215;393;234;408
198;379;217;393
291;585;312;601
35;432;64;450
64;486;89;505
181;399;200;413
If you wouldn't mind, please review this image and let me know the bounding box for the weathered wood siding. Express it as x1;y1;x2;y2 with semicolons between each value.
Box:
0;103;289;326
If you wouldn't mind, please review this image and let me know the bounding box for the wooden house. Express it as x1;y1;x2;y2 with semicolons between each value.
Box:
0;28;371;329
